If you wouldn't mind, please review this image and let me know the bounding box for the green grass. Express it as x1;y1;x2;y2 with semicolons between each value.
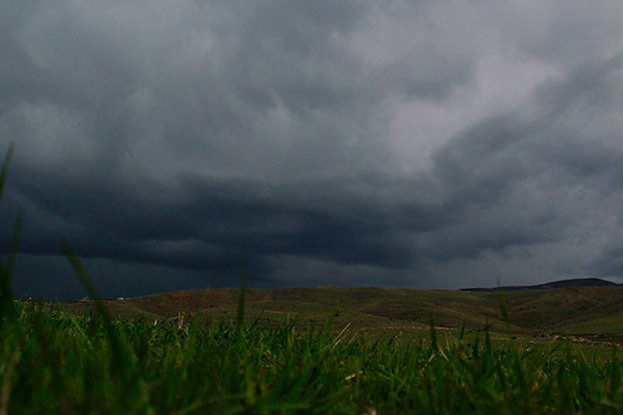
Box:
553;315;623;335
1;302;622;414
1;145;623;414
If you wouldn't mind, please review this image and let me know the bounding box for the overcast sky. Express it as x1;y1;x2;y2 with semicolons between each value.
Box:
1;0;621;299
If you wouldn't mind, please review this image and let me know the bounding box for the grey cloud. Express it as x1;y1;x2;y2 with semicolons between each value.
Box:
535;52;623;119
6;167;435;272
521;2;622;65
0;0;621;298
585;244;623;278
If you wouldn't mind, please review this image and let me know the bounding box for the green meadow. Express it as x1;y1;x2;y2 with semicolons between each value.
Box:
1;291;622;414
1;145;622;414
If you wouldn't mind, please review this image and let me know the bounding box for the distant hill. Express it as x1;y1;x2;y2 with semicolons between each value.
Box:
460;278;619;292
63;284;623;339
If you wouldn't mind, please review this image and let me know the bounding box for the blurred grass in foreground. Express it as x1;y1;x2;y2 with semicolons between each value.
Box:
0;302;621;414
0;145;622;414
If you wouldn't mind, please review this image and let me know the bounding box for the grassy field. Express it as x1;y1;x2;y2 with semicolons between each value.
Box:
1;286;623;414
66;285;623;345
2;295;622;414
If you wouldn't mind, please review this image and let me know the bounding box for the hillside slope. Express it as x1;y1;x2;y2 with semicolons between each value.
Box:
85;286;623;338
461;277;619;291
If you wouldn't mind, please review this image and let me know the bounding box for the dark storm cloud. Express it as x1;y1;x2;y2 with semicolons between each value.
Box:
5;166;439;272
423;51;622;263
584;244;623;278
0;0;621;298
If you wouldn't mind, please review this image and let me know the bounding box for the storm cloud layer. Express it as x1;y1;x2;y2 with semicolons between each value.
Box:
1;0;621;299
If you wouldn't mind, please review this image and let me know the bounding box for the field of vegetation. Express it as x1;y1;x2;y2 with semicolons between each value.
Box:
84;285;623;344
1;286;622;414
1;146;622;414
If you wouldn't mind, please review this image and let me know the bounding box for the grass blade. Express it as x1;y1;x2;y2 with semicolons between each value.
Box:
236;262;248;332
0;210;23;321
5;207;24;279
0;143;18;322
0;142;15;204
60;239;130;378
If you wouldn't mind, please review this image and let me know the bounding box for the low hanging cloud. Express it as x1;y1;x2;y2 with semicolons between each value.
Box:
0;0;621;299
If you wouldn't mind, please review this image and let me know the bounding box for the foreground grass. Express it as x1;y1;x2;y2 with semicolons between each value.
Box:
0;302;621;414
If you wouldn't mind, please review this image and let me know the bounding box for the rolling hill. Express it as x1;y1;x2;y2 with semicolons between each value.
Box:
64;282;623;342
461;277;620;291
